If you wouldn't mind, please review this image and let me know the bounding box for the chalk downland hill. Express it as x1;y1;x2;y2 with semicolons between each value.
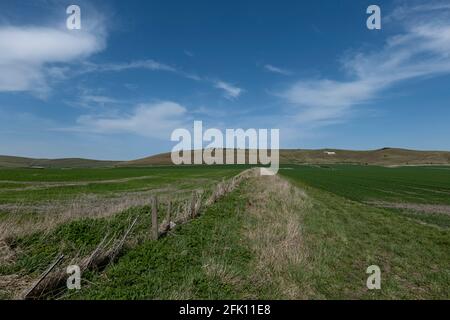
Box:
122;148;450;167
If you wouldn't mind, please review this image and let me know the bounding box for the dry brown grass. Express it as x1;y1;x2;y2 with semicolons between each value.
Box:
0;187;188;241
0;274;33;299
201;257;242;287
0;240;16;265
243;174;313;299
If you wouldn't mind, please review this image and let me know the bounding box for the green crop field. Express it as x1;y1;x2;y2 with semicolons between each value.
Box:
280;165;450;228
0;166;244;204
280;165;450;204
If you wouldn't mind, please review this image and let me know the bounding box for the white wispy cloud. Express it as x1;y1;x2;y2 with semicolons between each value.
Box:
279;1;450;127
184;50;194;57
0;23;106;96
77;95;121;109
264;64;292;76
213;80;244;100
81;59;177;73
81;59;243;99
72;101;189;139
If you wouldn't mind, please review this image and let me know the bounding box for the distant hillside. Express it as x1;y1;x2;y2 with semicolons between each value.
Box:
0;155;120;168
2;148;450;168
122;148;450;166
279;148;450;165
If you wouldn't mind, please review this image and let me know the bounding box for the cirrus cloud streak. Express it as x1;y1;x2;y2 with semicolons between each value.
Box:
279;2;450;127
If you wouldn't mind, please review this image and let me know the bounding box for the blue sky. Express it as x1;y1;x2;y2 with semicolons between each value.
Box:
1;0;450;160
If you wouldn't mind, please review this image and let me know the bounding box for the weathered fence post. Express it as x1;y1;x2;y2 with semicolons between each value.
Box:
152;196;159;240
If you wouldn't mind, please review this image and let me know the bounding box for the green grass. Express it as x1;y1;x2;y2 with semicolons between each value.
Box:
1;207;143;277
1;197;201;298
288;182;449;299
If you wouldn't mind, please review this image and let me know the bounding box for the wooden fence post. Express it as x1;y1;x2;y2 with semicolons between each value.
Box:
152;196;159;240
